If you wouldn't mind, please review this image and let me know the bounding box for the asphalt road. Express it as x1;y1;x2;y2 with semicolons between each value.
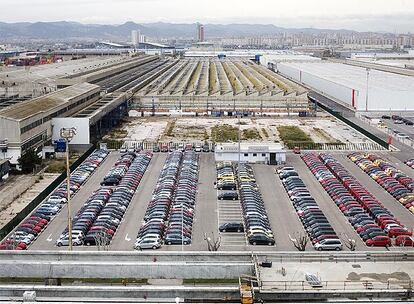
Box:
26;152;414;253
253;163;307;251
109;153;167;251
29;152;120;251
288;154;367;251
187;153;218;251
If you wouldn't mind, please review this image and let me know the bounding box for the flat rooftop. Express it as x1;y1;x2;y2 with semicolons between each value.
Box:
216;142;285;152
0;82;99;121
281;62;414;93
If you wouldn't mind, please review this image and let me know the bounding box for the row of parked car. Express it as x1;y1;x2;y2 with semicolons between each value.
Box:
57;152;152;247
277;166;342;251
216;161;237;191
134;151;182;250
302;153;394;247
165;151;199;246
0;149;109;250
349;153;414;216
216;162;243;233
238;164;275;246
405;159;414;170
320;154;412;244
121;143;212;154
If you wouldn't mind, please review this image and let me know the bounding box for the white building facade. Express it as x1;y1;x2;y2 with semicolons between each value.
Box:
215;142;286;165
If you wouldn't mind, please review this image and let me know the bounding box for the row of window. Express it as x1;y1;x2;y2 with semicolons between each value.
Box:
244;153;267;157
20;92;100;135
21;133;45;152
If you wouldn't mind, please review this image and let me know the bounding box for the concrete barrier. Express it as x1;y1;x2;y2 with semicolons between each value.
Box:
0;260;253;279
0;250;412;263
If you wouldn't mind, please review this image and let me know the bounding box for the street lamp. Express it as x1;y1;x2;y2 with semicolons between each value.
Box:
365;68;370;112
60;127;77;251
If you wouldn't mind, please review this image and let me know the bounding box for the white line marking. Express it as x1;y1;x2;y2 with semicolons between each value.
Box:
125;233;131;242
46;234;52;242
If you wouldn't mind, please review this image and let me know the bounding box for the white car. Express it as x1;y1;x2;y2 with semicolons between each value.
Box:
56;234;84;247
314;239;342;251
194;145;202;152
397;133;410;139
47;196;67;204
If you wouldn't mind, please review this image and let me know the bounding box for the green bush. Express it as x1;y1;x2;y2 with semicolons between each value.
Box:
242;128;261;140
277;126;313;143
211;124;239;142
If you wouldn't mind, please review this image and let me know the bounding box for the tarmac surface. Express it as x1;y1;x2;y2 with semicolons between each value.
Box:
24;151;414;253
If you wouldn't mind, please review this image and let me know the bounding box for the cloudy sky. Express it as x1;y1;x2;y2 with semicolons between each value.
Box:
4;0;414;32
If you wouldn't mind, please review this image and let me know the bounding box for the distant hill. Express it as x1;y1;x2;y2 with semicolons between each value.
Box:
0;21;358;41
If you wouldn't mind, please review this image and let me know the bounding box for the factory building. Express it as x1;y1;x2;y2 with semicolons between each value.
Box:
215;142;286;165
275;62;414;113
0;82;100;165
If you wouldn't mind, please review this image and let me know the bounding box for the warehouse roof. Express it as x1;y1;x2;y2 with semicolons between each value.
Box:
280;62;414;93
0;82;99;121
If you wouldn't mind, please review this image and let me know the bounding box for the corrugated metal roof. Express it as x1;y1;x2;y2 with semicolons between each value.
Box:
0;82;99;121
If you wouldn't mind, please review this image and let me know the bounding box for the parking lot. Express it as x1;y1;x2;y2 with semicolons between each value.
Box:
1;148;411;253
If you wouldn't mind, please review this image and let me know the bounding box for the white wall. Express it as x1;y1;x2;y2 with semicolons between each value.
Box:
277;62;358;109
51;118;90;145
215;152;286;164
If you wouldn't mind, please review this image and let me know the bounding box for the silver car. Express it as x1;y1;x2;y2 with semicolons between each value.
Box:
134;238;161;250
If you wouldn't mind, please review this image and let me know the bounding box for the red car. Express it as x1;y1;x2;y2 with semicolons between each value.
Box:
395;236;414;247
366;236;391;247
356;224;378;234
388;228;412;238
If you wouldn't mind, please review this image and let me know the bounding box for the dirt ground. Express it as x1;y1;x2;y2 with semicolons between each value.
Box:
120;116;373;144
0;173;60;229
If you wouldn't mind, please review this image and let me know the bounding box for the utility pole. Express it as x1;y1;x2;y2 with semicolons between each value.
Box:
365;68;370;112
60;127;77;251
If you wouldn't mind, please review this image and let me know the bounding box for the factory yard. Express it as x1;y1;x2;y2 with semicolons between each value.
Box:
9;148;414;253
113;115;377;146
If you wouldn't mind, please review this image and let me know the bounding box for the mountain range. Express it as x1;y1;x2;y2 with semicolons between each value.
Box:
0;21;360;41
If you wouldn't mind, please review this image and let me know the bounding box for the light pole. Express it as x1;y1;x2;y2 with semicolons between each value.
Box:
365;68;370;112
60;127;77;251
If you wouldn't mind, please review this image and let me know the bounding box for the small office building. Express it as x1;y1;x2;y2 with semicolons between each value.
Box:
215;142;286;165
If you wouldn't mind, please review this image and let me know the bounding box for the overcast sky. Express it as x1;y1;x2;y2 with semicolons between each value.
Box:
3;0;414;32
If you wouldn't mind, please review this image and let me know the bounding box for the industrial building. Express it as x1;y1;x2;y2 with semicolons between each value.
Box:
0;82;100;165
274;61;414;113
0;53;177;165
135;57;310;113
215;142;286;165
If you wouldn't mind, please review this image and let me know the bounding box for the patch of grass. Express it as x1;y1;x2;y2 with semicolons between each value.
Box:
211;124;239;142
237;121;248;125
45;159;75;174
242;128;262;140
183;278;239;285
277;126;313;143
261;128;269;138
166;120;176;137
203;129;209;141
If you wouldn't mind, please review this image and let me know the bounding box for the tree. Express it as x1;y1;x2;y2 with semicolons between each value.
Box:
18;148;42;173
289;232;309;251
340;233;356;251
203;232;221;251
